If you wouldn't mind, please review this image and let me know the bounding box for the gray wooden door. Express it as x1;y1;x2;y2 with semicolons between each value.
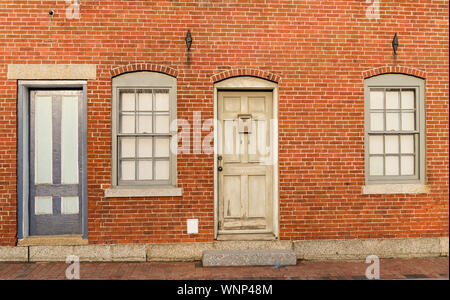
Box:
29;90;83;235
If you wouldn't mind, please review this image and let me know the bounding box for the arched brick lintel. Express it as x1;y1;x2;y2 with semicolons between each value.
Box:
210;68;281;83
363;66;427;79
110;63;178;78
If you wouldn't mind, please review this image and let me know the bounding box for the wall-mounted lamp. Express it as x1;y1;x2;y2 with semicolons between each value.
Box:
392;33;399;56
185;30;193;51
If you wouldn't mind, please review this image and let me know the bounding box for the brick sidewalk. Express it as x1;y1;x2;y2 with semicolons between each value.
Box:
0;257;448;280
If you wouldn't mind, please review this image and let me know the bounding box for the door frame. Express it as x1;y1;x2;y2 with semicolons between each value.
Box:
213;76;279;239
17;80;88;239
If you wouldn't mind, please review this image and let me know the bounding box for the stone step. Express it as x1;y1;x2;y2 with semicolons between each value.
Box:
202;249;297;267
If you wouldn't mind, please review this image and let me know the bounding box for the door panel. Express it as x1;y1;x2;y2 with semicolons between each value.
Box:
248;175;266;217
223;175;241;218
218;91;273;234
29;90;83;236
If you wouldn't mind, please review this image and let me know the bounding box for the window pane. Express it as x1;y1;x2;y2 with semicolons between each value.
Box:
155;138;170;157
138;160;153;180
138;92;152;111
155;91;170;111
35;96;53;184
35;197;53;215
61;96;79;184
120;138;135;158
400;135;415;154
401;112;415;131
370;90;384;109
385;135;399;154
155;160;170;180
138;138;152;158
385;156;399;175
369;156;383;176
155;115;170;133
369;135;383;154
386;113;400;131
386;90;399;109
137;114;152;133
120;161;135;180
401;156;415;175
120;114;135;133
121;93;135;111
61;197;79;215
401;90;415;109
370;113;384;131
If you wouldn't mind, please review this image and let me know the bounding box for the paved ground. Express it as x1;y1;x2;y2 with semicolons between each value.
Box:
0;257;447;280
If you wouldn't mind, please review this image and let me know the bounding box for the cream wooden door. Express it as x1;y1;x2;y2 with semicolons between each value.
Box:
218;91;273;234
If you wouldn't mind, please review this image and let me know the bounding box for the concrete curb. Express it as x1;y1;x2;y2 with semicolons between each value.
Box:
28;244;146;262
202;249;297;267
293;237;445;260
146;240;292;262
146;243;214;262
1;237;448;262
440;237;449;257
0;246;28;262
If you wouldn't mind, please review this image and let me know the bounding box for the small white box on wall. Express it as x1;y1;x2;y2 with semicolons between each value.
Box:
187;219;198;235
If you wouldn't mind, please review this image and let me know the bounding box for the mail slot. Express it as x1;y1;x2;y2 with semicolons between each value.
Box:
237;114;252;134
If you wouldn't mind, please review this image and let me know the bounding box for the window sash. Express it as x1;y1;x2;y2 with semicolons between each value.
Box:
368;88;418;133
116;88;173;186
367;134;419;178
118;135;171;181
366;86;421;182
119;89;170;135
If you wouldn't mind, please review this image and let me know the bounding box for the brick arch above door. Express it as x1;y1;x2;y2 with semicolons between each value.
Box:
210;68;281;83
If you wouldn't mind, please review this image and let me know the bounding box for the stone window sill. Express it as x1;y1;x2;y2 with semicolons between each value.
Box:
104;187;183;198
362;184;429;195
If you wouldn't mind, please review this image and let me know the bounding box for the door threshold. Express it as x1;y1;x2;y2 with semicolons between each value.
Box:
17;235;88;246
216;233;276;241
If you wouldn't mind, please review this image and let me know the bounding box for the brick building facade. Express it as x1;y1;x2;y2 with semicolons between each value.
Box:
0;0;448;257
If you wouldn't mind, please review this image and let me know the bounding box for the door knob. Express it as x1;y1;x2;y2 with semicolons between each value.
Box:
218;166;223;172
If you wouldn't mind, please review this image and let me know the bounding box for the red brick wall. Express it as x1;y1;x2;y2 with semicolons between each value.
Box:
0;0;448;245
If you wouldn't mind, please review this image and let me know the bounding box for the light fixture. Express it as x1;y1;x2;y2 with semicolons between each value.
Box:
185;30;193;51
392;33;399;56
